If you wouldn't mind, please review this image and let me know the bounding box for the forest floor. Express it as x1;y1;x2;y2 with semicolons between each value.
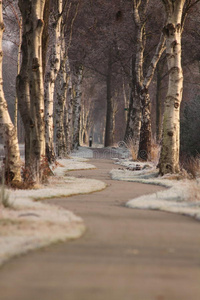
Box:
0;153;200;300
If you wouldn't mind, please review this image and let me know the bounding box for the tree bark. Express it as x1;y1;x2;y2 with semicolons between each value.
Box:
159;0;185;175
55;29;68;158
124;87;141;151
42;0;50;79
44;0;62;162
14;18;22;136
104;49;114;147
72;65;83;150
0;4;21;184
17;0;46;183
65;57;74;153
131;1;165;161
156;59;164;142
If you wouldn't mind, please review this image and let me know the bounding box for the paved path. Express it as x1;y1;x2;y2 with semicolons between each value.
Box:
0;156;200;300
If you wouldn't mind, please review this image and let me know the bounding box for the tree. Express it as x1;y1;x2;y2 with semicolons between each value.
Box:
125;1;165;160
159;0;200;175
55;0;80;155
0;0;21;184
17;0;46;182
44;0;62;162
72;64;83;149
104;48;114;147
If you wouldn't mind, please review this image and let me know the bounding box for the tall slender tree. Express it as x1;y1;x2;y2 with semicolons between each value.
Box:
125;0;165;160
17;0;46;182
0;0;21;184
45;0;62;162
72;64;83;149
159;0;200;174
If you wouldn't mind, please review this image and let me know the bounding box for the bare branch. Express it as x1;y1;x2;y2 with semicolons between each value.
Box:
143;32;166;89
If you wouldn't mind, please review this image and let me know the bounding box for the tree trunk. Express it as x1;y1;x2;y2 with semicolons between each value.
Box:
42;0;50;79
55;32;68;158
14;18;22;136
132;2;165;161
124;87;141;152
156;59;164;142
138;90;152;160
137;36;165;160
72;65;83;150
104;49;113;147
124;56;141;153
17;0;46;183
44;0;62;162
65;57;74;153
159;1;184;175
0;3;21;184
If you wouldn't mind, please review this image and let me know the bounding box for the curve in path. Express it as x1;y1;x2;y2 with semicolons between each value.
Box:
0;157;200;300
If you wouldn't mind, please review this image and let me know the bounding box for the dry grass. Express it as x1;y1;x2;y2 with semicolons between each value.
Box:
126;139;138;161
180;155;200;179
0;173;13;209
150;139;160;164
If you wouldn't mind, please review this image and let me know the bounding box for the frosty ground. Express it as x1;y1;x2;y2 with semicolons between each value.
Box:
0;149;106;267
0;145;200;267
111;156;200;220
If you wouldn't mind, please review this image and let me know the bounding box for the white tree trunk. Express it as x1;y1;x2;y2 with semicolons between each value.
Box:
159;0;184;174
72;65;83;150
0;3;21;183
45;0;62;162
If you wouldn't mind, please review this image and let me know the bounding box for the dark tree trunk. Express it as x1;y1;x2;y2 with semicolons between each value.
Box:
42;0;50;79
138;90;152;160
156;59;165;142
104;49;113;147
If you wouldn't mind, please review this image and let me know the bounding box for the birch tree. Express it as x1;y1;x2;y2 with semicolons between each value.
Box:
17;0;46;182
55;0;80;156
159;0;199;174
45;0;62;162
128;0;166;160
80;97;94;145
0;1;21;184
72;64;83;149
104;48;114;147
124;57;141;151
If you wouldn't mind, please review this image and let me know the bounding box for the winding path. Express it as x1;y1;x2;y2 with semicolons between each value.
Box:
0;152;200;300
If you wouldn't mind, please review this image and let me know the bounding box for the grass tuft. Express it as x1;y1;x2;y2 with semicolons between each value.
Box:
180;155;200;179
0;173;12;208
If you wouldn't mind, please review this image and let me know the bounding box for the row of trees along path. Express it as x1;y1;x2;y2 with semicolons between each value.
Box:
1;0;200;186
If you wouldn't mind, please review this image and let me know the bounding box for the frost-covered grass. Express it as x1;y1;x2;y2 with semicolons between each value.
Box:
70;146;94;159
111;159;200;221
0;156;106;267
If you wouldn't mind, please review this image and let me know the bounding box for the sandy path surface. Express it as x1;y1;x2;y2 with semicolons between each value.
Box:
0;156;200;300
